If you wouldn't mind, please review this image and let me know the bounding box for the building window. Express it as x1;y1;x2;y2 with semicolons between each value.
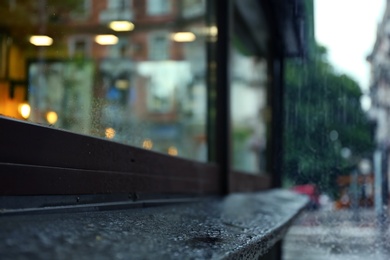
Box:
108;0;131;9
70;0;91;20
147;0;171;16
68;36;91;58
148;34;169;60
101;0;133;23
182;0;205;18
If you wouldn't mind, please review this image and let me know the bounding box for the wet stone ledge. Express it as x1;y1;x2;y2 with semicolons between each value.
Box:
0;189;308;260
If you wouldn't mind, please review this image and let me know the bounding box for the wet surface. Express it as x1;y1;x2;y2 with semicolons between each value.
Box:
0;190;307;259
283;209;390;260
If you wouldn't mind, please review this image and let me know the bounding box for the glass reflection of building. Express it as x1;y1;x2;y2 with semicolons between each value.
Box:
0;0;208;161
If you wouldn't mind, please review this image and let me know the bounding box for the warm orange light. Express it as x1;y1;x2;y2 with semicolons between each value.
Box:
209;26;218;37
115;79;129;90
109;21;135;32
29;35;53;46
95;34;118;45
105;127;116;139
142;139;153;150
46;111;58;125
167;146;178;156
18;103;31;119
171;32;196;42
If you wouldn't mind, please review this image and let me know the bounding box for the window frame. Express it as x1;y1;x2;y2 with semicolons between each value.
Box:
0;0;307;199
0;115;221;195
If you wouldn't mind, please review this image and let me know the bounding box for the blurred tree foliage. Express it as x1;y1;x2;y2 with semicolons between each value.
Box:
283;46;374;195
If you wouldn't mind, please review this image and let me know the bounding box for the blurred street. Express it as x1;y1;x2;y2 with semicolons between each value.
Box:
283;209;390;260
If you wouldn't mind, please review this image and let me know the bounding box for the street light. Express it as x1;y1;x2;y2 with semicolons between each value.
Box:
358;159;372;208
359;159;371;175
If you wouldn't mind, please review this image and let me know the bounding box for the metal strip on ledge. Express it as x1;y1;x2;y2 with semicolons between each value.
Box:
0;189;308;260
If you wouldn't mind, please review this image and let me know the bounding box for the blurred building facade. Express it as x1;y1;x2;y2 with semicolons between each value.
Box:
368;0;390;199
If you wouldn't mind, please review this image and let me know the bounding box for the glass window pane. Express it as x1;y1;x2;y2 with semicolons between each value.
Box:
0;0;208;161
230;1;270;174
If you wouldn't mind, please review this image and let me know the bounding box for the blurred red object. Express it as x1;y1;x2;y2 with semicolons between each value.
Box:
292;184;320;210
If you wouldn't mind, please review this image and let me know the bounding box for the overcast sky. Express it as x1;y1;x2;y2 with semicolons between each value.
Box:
315;0;386;92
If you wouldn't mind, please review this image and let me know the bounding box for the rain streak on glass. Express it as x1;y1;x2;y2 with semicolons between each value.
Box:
283;0;390;259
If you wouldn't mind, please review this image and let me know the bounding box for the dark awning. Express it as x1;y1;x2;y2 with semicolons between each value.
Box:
234;0;309;58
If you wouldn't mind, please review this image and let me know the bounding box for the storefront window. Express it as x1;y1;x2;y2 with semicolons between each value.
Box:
0;0;208;161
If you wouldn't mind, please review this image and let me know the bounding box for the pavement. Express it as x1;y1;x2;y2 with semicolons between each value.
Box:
283;208;390;260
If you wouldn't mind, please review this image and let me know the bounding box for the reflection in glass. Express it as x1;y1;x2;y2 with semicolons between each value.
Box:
0;0;208;161
18;103;31;119
230;49;268;174
229;0;270;175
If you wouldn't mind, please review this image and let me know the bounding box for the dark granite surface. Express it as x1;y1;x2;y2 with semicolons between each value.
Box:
0;190;308;260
